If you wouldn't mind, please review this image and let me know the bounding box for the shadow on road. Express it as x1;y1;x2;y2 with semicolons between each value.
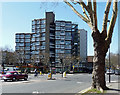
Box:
108;88;120;91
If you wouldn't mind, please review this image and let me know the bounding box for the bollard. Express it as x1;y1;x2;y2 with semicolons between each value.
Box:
40;71;42;75
48;73;51;79
63;71;66;78
47;73;56;80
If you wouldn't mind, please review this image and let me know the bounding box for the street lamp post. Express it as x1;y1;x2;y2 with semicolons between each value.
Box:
60;59;63;77
107;20;111;83
109;45;111;83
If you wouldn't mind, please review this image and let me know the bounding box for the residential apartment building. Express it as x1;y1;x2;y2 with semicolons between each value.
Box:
78;29;87;62
55;21;78;71
15;33;32;64
15;12;87;71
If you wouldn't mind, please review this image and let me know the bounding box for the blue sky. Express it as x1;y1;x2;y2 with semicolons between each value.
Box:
1;2;119;56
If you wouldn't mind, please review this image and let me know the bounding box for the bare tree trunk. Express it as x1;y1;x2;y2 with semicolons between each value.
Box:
92;30;109;90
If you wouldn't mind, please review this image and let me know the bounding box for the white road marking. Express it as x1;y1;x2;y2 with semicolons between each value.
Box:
77;82;83;84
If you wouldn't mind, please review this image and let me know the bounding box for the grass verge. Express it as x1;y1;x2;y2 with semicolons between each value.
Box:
81;88;102;95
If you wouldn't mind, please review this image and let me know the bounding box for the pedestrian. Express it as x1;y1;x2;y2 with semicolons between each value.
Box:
24;69;27;74
34;69;38;77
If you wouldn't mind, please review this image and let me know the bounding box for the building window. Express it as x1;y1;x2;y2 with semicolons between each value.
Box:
61;31;65;35
65;45;71;49
32;38;35;41
32;46;35;50
61;45;65;49
65;41;71;45
40;37;45;41
56;49;61;53
41;42;45;46
65;36;71;40
32;34;36;37
41;24;45;28
25;47;30;50
19;47;24;50
41;29;45;32
65;23;71;26
55;31;60;36
65;27;71;31
25;55;30;59
41;33;45;37
65;32;71;36
20;39;24;42
32;21;35;25
61;40;65;44
20;43;24;46
32;29;35;33
15;47;19;50
25;39;30;42
61;27;65;30
61;49;64;53
56;40;61;44
16;43;20;46
16;35;19;38
41;46;45;49
25;43;30;47
32;25;35;29
65;50;71;54
56;26;60;30
61;22;65;26
20;35;24;38
56;45;60;48
16;39;19;42
25;51;31;54
56;22;60;26
37;25;40;29
41;20;45;24
55;36;60;39
37;20;40;24
61;36;65;40
36;38;40;41
36;42;40;45
25;35;30;38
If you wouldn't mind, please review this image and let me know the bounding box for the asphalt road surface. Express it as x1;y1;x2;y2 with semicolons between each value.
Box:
1;73;119;93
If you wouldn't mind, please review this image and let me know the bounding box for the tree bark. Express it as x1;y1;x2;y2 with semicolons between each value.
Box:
92;30;109;90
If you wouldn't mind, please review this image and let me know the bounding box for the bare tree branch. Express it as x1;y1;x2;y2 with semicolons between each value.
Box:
77;1;90;20
106;0;118;44
64;0;90;23
102;0;112;33
70;0;78;4
93;1;97;30
87;0;92;8
70;0;89;19
79;0;94;26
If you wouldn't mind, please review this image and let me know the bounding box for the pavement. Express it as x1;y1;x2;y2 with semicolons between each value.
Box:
105;81;120;94
79;81;120;94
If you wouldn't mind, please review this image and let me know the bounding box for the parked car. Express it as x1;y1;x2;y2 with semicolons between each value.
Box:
106;69;114;75
1;71;28;82
115;69;120;75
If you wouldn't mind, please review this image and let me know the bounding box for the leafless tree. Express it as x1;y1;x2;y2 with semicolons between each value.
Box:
64;0;118;90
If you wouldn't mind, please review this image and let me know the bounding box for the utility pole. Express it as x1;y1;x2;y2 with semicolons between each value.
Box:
109;45;111;83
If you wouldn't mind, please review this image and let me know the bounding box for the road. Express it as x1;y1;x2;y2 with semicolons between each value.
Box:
1;73;119;93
